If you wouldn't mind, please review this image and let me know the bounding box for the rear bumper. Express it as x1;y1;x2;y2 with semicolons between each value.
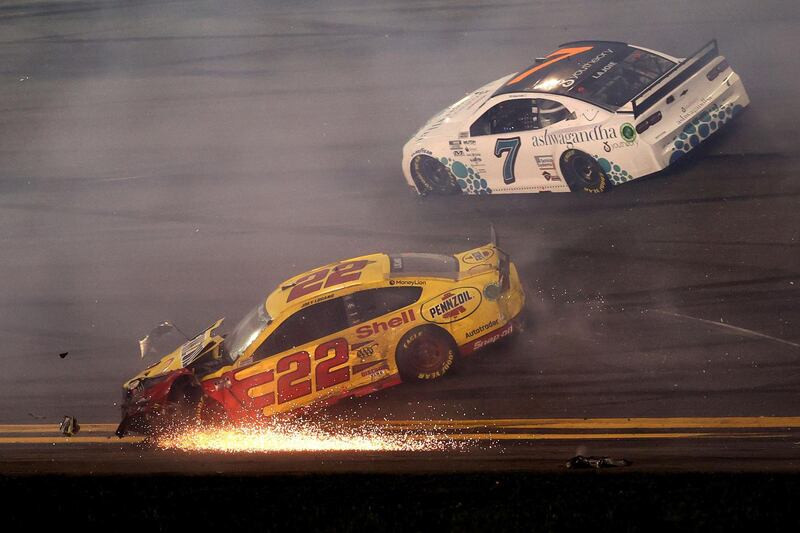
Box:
460;262;526;356
651;71;750;168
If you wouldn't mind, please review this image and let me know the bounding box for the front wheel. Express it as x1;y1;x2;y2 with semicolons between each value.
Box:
159;379;204;433
560;149;612;193
396;325;458;381
409;154;460;195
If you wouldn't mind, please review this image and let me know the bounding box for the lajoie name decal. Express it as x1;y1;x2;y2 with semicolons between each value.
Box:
421;287;482;324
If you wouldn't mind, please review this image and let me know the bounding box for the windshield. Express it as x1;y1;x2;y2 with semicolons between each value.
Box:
225;303;272;361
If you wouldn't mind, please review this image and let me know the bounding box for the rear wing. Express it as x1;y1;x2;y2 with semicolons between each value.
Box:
490;225;511;291
631;39;720;118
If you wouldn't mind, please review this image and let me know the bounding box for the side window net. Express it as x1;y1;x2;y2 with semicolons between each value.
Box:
345;287;423;325
470;98;571;136
253;298;347;360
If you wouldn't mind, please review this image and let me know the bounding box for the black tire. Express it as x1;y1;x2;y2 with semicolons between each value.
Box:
409;154;460;195
560;149;612;193
396;325;458;381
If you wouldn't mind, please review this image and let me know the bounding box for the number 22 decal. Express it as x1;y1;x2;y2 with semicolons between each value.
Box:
494;137;520;184
286;260;369;302
229;338;352;409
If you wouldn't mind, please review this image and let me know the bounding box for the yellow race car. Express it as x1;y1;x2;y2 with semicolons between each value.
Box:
116;234;525;436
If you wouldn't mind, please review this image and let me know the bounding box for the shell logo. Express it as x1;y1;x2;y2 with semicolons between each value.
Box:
420;287;482;324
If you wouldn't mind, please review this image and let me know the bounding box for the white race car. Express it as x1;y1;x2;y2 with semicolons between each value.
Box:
402;40;749;194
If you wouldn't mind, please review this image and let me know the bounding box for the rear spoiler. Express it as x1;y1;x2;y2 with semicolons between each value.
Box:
489;225;511;291
631;39;719;118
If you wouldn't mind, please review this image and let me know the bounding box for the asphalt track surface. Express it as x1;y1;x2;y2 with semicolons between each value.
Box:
1;0;799;477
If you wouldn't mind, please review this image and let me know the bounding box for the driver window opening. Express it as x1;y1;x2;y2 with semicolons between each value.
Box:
470;98;571;136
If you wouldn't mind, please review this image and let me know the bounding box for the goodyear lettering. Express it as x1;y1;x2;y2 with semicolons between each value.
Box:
356;309;416;339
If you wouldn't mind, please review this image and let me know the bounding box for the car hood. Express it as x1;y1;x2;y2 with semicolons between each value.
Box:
123;319;224;389
406;74;512;144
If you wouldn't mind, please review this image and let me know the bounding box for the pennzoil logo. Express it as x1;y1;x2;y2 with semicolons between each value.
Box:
421;287;482;324
462;248;494;264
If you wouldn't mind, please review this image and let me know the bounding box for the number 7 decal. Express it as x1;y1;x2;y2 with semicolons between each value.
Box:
494;137;520;185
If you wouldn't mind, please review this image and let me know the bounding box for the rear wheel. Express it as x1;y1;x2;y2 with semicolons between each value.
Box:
560;149;612;193
396;325;458;381
409;154;460;195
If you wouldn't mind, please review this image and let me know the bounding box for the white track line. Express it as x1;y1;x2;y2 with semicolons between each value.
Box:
653;310;800;349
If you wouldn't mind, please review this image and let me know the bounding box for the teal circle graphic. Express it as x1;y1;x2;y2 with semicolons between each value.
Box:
451;161;468;178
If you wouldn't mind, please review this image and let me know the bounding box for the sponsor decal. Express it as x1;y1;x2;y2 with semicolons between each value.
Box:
561;48;615;88
531;125;617;148
462;248;495;264
356;343;379;360
463;139;477;145
534;155;562;181
449;139;465;154
620;123;636;143
542;171;559;181
361;364;389;379
466;319;499;339
678;95;712;125
389;279;427;286
352;360;383;374
458;131;469;138
355;309;416;339
469;156;483;164
534;154;555;170
421;287;482;324
412;148;433;157
602;139;638;153
472;322;514;350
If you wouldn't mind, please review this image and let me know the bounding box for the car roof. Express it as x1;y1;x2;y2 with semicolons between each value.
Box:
264;253;390;318
492;40;634;102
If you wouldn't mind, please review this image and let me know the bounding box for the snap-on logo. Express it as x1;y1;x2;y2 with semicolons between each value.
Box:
421;287;482;324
